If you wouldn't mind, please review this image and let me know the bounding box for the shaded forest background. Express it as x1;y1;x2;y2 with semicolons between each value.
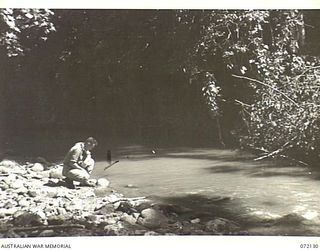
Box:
1;9;320;163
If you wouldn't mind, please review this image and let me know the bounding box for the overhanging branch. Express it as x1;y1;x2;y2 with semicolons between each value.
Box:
232;74;299;108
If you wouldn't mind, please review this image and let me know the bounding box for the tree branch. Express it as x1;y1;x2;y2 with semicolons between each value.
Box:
232;74;299;107
295;65;320;80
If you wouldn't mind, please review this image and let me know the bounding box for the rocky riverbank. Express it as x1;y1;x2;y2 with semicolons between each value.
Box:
0;159;247;237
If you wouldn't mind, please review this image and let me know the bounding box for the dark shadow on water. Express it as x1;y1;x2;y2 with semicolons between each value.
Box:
155;193;319;236
204;165;245;173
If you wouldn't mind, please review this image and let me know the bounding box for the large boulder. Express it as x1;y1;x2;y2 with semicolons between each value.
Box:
12;212;44;226
137;208;168;229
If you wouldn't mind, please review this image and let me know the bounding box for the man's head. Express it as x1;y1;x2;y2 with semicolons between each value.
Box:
84;137;98;151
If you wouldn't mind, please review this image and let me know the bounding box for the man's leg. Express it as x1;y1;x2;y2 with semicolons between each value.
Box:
63;165;76;189
65;168;94;187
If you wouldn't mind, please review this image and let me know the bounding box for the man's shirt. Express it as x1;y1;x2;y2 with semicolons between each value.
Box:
63;142;85;169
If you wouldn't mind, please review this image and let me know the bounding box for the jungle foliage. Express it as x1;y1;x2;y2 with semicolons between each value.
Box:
1;9;320;163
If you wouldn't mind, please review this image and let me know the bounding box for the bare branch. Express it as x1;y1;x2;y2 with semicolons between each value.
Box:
232;74;299;107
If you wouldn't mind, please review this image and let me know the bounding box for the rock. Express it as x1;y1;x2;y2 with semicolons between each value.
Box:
134;230;147;235
44;206;58;217
0;208;18;217
12;212;44;226
38;230;56;237
0;159;21;168
28;189;41;197
103;222;128;236
14;187;29;195
205;218;240;234
0;181;9;190
116;201;137;214
105;217;118;225
125;184;138;188
56;207;67;216
138;208;168;229
83;190;96;198
31;163;44;172
18;198;31;207
29;208;47;221
9;179;25;189
191;218;201;224
86;215;99;223
13;210;28;219
4;200;17;209
121;213;137;225
42;187;58;198
94;186;112;197
38;170;51;178
144;231;159;236
132;212;140;219
34;157;51;169
94;203;114;215
49;167;63;179
47;215;67;225
88;178;97;185
104;194;123;203
96;178;110;188
3;174;18;185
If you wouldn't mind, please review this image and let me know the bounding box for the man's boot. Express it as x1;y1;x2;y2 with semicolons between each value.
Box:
79;180;95;187
65;178;75;189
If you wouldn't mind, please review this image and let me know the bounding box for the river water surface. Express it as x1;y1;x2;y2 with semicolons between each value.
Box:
92;145;320;235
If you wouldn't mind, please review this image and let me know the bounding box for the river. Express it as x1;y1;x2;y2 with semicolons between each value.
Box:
91;145;320;236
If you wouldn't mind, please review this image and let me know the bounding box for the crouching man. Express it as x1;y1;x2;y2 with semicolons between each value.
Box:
62;137;98;189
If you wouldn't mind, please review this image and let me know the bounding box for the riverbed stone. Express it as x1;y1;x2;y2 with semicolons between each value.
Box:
28;208;47;221
12;212;44;226
38;230;56;237
0;159;21;168
3;174;18;185
28;189;42;198
9;179;25;189
144;231;159;236
121;213;137;225
38;170;51;178
31;163;45;172
18;198;31;207
191;218;201;224
205;218;240;234
15;187;29;195
96;178;110;188
42;187;58;198
0;181;9;190
94;203;114;215
116;201;136;214
138;208;168;229
49;167;63;179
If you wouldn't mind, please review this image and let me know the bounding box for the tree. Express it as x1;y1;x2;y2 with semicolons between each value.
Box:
0;8;55;57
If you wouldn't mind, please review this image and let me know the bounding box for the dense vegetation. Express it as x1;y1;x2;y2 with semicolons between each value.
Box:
1;9;320;163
